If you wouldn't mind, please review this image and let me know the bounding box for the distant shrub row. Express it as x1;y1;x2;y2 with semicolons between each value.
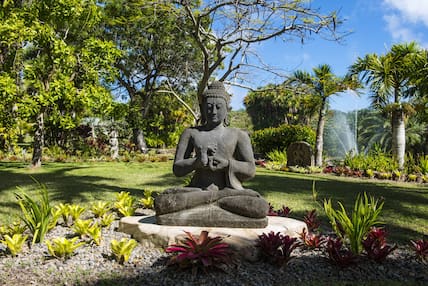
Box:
251;124;315;155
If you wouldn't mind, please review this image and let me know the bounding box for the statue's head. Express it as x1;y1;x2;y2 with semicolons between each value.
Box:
201;81;230;126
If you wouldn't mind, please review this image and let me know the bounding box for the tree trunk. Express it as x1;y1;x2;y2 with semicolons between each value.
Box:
315;97;327;166
31;112;44;168
392;109;406;170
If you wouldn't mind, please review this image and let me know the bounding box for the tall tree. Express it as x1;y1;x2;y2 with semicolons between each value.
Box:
349;42;425;169
102;0;202;152
173;0;346;117
6;0;120;167
287;64;359;166
244;83;319;130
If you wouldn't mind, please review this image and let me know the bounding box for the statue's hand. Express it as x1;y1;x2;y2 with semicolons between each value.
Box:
208;156;229;171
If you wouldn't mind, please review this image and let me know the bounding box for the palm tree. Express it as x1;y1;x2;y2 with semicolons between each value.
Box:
349;42;424;169
287;64;360;166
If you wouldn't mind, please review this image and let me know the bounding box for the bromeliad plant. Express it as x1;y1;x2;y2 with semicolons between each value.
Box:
91;201;111;218
166;230;232;274
410;238;428;263
68;204;86;223
100;213;115;227
325;237;356;267
46;237;85;259
298;228;325;249
52;203;71;226
0;234;28;256
114;191;136;217
267;203;292;217
323;192;384;255
15;181;52;245
110;238;138;264
139;189;156;209
303;209;321;232
256;231;299;267
362;227;396;263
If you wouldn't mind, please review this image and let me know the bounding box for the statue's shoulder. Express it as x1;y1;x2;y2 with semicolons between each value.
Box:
226;127;250;137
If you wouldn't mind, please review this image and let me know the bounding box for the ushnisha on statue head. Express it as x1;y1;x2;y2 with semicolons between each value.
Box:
200;81;230;127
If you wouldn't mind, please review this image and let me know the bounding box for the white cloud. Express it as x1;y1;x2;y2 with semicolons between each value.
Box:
383;0;428;26
383;14;419;42
382;0;428;47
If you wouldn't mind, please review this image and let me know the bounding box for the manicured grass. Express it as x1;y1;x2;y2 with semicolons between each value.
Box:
0;161;427;244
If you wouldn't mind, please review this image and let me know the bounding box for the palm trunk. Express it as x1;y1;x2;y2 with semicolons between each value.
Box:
315;97;327;166
392;109;405;170
31;112;44;168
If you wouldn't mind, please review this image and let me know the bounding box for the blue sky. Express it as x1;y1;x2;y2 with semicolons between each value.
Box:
228;0;428;112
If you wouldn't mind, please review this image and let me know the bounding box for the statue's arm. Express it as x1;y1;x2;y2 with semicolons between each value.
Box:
173;129;198;177
229;130;256;181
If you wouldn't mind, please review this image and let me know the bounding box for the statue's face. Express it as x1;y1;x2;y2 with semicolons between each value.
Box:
205;97;227;125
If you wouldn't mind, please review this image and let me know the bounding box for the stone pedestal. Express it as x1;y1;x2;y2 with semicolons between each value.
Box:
156;204;268;228
119;215;307;261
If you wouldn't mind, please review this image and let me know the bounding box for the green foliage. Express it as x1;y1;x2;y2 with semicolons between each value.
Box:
139;189;156;209
0;221;26;238
418;155;428;174
15;181;52;244
114;191;136;217
110;238;138;265
91;201;112;218
68;204;86;222
100;213;115;228
72;219;93;238
266;149;287;165
46;237;85;259
344;150;398;173
251;124;315;155
0;233;28;256
323;192;384;255
72;219;102;245
52;203;71;226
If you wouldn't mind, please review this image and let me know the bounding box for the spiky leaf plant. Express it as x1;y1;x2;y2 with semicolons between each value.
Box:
46;237;85;259
166;231;232;274
110;238;138;264
0;234;28;256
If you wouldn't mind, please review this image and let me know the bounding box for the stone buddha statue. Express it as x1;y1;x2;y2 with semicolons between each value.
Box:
154;81;269;228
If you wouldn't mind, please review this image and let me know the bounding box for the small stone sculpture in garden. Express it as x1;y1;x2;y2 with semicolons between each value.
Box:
154;81;269;228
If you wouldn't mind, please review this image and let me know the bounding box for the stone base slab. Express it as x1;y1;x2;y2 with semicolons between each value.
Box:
119;215;307;261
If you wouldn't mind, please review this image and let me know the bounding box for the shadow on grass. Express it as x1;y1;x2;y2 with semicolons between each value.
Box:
248;170;428;243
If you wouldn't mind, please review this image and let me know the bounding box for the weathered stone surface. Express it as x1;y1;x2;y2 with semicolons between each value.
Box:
287;141;314;167
119;215;307;261
154;81;269;228
156;204;268;228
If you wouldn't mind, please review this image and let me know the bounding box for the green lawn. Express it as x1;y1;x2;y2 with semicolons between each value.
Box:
0;161;427;244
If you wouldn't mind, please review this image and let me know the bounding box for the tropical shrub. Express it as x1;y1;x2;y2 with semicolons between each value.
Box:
256;231;299;267
266;149;287;165
165;231;232;274
323;192;384;255
362;227;396;263
110;238;138;264
46;237;85;259
15;182;52;244
251;124;315;155
418;155;428;175
0;234;28;256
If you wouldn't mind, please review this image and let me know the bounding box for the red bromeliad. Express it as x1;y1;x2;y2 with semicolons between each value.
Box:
165;230;232;274
362;227;397;263
257;231;299;267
